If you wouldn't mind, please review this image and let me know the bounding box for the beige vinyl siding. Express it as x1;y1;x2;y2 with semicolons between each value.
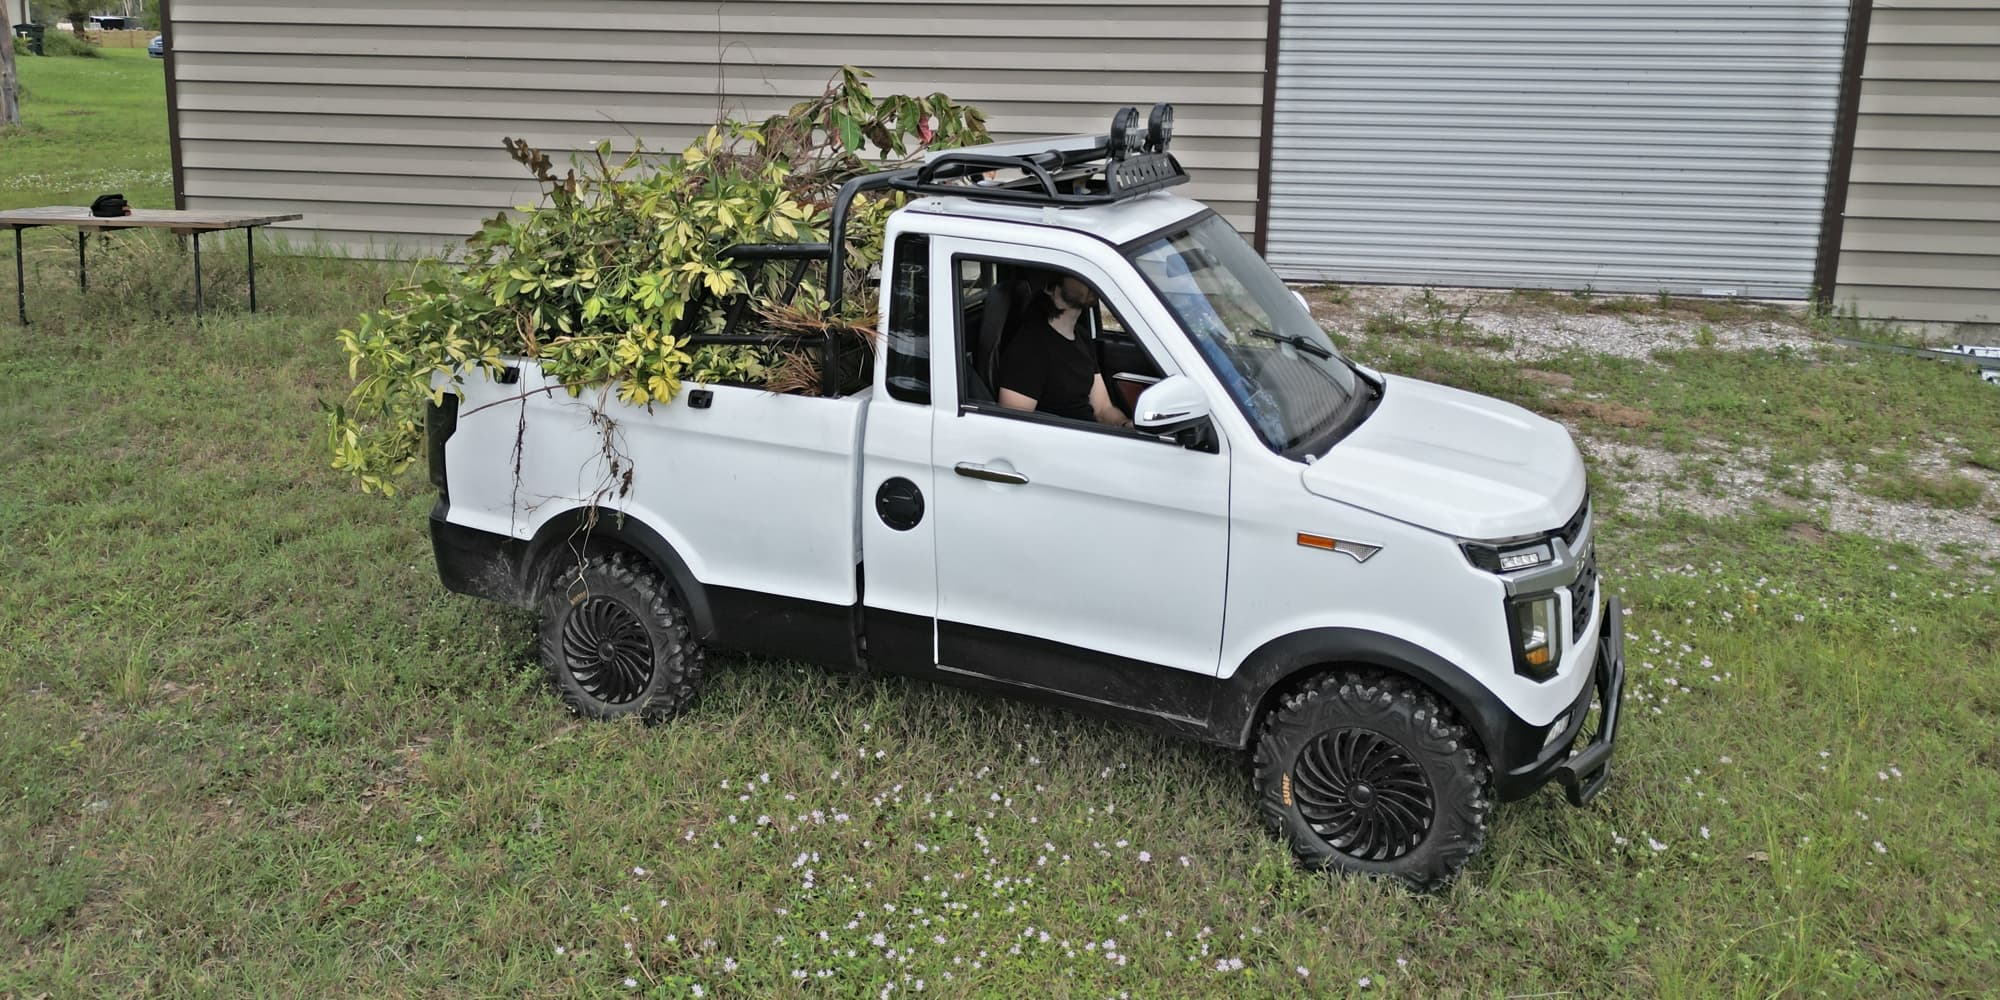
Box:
1833;0;2000;326
166;0;1270;257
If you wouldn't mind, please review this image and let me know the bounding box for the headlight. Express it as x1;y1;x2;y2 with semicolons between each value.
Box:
1460;539;1555;573
1498;542;1554;572
1508;595;1560;680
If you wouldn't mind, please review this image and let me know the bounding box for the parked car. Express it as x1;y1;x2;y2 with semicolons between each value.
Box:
147;34;164;58
424;106;1626;888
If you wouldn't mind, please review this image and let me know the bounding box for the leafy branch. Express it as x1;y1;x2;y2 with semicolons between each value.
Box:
327;68;987;494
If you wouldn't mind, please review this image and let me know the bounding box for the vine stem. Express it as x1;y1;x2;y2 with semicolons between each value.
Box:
457;380;594;420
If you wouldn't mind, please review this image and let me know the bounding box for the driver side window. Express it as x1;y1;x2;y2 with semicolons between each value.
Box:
952;256;1166;428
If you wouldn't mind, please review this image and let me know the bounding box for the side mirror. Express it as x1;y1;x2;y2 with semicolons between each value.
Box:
1133;374;1212;434
1291;288;1313;316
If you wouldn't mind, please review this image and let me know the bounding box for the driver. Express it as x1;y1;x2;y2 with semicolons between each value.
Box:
996;274;1133;428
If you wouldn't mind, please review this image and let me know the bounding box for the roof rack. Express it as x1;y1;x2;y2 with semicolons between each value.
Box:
888;103;1187;208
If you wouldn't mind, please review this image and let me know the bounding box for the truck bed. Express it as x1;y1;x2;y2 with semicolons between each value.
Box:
440;361;868;611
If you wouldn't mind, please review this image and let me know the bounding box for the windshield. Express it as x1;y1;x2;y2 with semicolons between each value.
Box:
1128;215;1361;453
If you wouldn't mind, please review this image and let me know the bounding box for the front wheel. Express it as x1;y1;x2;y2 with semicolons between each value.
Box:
1253;673;1492;890
538;551;704;724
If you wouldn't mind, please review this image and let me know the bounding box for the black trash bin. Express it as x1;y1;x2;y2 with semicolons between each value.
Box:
13;23;45;56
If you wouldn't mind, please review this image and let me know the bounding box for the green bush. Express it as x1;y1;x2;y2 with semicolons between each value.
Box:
41;30;101;57
327;67;987;494
13;33;29;56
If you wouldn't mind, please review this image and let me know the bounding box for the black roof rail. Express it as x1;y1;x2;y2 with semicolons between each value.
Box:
886;105;1187;208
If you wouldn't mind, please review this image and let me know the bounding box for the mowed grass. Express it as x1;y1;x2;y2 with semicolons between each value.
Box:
5;65;2000;999
0;46;172;212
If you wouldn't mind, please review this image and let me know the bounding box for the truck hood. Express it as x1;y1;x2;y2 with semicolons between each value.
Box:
1301;374;1587;539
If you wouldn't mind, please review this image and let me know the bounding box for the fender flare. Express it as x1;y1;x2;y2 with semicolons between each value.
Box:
1214;627;1513;759
524;506;716;640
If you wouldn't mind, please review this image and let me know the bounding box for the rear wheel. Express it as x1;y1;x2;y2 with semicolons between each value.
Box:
538;551;703;724
1253;673;1491;890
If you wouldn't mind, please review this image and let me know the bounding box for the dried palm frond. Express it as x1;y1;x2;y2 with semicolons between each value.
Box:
756;301;879;348
763;347;825;396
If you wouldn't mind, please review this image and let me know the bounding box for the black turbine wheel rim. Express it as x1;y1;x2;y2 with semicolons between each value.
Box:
560;597;655;704
1293;728;1436;862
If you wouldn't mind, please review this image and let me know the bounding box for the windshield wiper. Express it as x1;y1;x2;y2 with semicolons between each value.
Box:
1248;327;1333;360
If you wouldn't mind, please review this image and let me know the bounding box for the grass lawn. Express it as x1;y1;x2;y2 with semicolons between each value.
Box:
0;47;173;213
4;54;1999;998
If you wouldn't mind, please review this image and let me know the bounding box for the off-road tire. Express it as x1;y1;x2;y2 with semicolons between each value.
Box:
1253;672;1492;890
537;551;704;724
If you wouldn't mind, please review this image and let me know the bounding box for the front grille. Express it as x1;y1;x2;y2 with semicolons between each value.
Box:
1571;549;1598;642
1557;496;1591;549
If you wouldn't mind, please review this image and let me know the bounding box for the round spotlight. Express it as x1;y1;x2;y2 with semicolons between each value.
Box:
1147;103;1175;152
1109;106;1143;159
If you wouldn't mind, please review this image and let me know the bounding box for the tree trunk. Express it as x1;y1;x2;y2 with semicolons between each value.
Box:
1;0;21;129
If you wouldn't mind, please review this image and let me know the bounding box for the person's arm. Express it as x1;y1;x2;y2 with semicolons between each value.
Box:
1088;375;1132;428
998;388;1038;412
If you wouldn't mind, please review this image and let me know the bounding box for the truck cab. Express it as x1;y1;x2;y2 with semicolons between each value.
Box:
427;107;1625;887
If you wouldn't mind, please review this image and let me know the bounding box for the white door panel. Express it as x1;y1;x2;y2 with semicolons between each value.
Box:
933;413;1230;676
926;236;1231;681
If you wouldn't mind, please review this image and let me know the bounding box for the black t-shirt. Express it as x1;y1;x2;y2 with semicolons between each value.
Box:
997;320;1098;421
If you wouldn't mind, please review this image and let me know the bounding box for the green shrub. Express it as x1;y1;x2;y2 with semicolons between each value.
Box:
327;67;987;494
42;30;101;57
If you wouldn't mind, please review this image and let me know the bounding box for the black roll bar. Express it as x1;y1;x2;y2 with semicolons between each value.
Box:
825;167;919;309
696;117;1182;396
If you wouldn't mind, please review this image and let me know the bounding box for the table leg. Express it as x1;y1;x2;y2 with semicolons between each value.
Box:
193;231;203;318
247;228;258;313
13;228;25;326
78;230;87;292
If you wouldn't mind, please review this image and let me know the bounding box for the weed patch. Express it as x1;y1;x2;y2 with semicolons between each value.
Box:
1864;472;1988;510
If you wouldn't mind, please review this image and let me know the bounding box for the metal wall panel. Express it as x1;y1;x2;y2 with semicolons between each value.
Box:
1266;0;1851;298
1834;1;2000;326
166;0;1268;256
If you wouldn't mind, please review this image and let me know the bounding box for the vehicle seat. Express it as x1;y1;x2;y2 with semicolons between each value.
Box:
970;278;1032;402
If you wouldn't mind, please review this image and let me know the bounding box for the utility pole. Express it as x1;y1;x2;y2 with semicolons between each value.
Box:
2;0;21;129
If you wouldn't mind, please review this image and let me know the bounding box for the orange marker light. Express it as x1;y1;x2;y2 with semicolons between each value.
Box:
1297;533;1337;551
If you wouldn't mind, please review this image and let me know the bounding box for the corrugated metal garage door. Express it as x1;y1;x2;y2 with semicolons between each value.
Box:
1265;0;1852;298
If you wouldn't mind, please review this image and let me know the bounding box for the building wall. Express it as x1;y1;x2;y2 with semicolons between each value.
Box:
164;0;1270;256
1262;0;1852;300
1833;0;2000;326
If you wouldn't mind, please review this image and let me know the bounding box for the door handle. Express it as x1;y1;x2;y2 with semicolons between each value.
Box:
954;462;1029;486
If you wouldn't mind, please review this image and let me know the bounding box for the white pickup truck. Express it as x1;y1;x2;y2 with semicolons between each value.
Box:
426;107;1624;888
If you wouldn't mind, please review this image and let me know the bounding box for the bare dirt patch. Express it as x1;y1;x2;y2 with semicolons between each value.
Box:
1787;522;1828;544
1549;399;1653;429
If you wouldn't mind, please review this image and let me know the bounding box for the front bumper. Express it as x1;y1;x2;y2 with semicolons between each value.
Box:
1491;596;1626;803
1552;596;1624;805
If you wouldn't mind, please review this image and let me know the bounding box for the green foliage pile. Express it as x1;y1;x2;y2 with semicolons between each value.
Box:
40;30;100;57
328;68;986;494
